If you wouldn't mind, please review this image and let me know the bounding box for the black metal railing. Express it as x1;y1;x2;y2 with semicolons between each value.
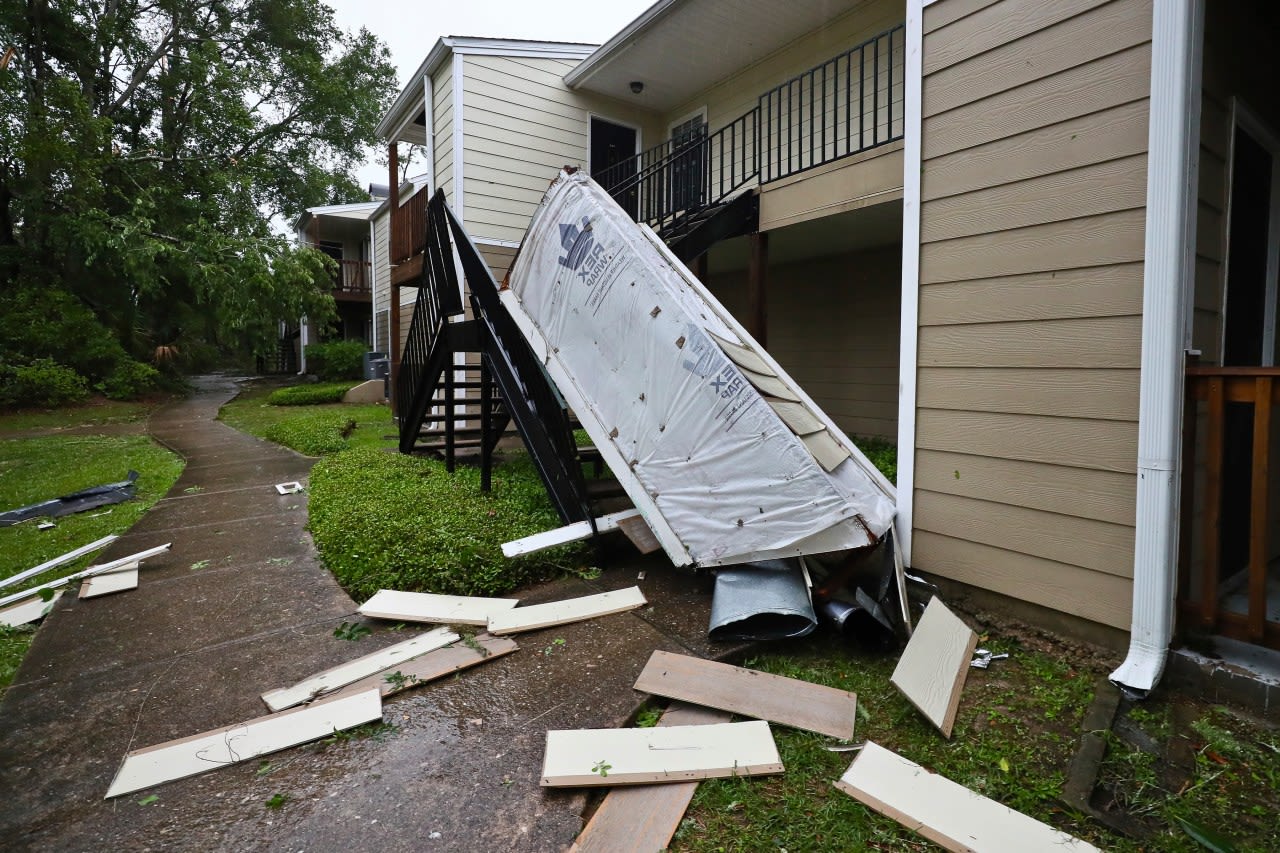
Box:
396;190;466;453
597;22;904;233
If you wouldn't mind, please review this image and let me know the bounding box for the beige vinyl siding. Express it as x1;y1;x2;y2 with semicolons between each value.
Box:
371;206;392;349
913;0;1152;630
461;54;661;244
433;59;455;208
705;244;900;441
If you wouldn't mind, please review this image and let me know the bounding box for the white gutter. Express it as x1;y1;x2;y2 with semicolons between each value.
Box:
1111;0;1203;696
896;0;927;566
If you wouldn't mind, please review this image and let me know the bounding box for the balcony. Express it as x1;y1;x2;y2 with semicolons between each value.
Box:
333;259;372;301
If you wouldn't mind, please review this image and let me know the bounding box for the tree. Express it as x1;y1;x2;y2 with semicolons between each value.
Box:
0;0;397;396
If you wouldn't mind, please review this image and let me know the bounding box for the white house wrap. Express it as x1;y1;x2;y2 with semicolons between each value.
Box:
503;170;895;567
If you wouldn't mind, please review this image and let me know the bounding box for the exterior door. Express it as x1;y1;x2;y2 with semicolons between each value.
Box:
590;117;638;219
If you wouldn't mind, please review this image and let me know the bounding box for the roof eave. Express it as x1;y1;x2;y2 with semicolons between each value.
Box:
563;0;680;89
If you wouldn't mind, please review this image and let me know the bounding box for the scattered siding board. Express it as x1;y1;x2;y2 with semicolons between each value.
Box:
835;741;1102;852
917;316;1144;369
357;590;519;626
261;627;459;712
913;490;1136;578
912;531;1134;629
917;264;1144;325
890;598;976;737
915;367;1140;421
915;409;1138;474
633;650;858;740
922;99;1149;202
487;587;647;636
105;688;382;798
922;0;1113;76
541;720;782;787
0;590;62;628
919;208;1147;284
914;450;1137;526
920;154;1147;244
568;703;732;853
338;635;518;698
923;0;1151;117
0;534;117;592
79;566;139;598
921;43;1152;161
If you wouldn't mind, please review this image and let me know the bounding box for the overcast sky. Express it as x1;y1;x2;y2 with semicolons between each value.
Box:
323;0;656;187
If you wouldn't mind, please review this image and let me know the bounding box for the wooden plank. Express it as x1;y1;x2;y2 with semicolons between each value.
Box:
633;650;858;740
801;429;852;473
710;332;770;375
890;598;977;737
569;703;732;853
79;566;139;598
541;720;782;787
835;741;1102;852
0;543;171;609
261;626;459;712
923;0;1111;76
616;514;662;555
915;409;1138;475
339;634;518;698
501;509;644;558
921;154;1147;244
105;688;383;798
924;0;1150;117
0;534;117;592
916;367;1140;421
1249;378;1271;641
358;590;518;626
918;263;1144;325
918;316;1143;369
923;0;1002;34
922;43;1152;161
768;400;826;435
0;590;63;628
487;587;647;636
739;367;803;402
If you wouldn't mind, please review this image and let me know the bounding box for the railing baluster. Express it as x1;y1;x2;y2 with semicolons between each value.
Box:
887;29;894;143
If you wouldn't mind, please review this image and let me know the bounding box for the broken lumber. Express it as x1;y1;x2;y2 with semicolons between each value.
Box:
890;597;976;737
487;586;646;635
0;534;118;591
541;719;782;787
358;589;518;626
835;741;1100;852
0;543;171;609
261;626;458;712
339;634;518;698
0;590;63;628
501;508;643;558
105;688;382;798
569;702;732;853
78;563;139;598
632;650;858;740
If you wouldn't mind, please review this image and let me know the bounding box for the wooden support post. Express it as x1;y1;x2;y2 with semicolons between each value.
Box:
1176;361;1198;634
1201;378;1224;629
747;231;768;347
1248;377;1271;641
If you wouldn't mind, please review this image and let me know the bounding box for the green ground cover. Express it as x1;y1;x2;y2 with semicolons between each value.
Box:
0;398;155;435
219;380;390;456
0;409;183;693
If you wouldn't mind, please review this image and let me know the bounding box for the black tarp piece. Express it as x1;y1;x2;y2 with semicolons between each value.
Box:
0;471;140;527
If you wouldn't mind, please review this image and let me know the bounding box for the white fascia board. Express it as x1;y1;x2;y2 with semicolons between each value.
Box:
1111;0;1202;697
376;38;454;140
563;0;681;88
449;37;596;60
895;0;925;567
422;72;436;191
305;201;380;217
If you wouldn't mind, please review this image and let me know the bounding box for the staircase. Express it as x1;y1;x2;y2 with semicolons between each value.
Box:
395;190;603;525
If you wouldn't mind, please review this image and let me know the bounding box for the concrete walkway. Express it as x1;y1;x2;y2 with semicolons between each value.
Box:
0;376;732;851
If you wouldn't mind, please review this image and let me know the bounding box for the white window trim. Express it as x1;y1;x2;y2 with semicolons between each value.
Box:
668;106;708;138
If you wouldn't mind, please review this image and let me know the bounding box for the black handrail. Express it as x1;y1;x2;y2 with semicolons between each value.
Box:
597;22;904;234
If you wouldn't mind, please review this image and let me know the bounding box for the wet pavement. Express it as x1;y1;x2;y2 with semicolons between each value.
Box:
0;375;741;852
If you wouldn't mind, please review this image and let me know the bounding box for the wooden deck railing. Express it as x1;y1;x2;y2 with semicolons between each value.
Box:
390;185;430;265
1180;365;1280;648
335;259;371;295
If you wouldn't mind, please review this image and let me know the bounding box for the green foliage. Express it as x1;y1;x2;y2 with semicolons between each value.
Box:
0;359;89;407
308;448;585;600
1;1;398;371
304;341;368;382
99;360;160;401
0;626;36;694
261;412;357;455
332;621;370;642
264;793;288;810
268;383;357;406
0;399;152;435
218;381;390;455
855;436;897;483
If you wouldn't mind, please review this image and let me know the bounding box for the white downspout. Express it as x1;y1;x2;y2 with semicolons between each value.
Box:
1111;0;1203;696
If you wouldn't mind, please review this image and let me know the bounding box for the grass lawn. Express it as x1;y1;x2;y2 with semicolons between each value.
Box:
0;398;156;435
0;403;184;694
219;379;587;599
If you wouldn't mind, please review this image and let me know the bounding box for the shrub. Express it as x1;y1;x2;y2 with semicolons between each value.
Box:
304;340;367;382
856;436;897;483
262;411;358;455
267;382;357;406
308;448;585;599
0;359;90;407
99;359;160;400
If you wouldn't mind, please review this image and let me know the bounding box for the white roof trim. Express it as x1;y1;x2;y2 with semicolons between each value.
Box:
377;37;598;140
305;201;380;216
564;0;679;88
